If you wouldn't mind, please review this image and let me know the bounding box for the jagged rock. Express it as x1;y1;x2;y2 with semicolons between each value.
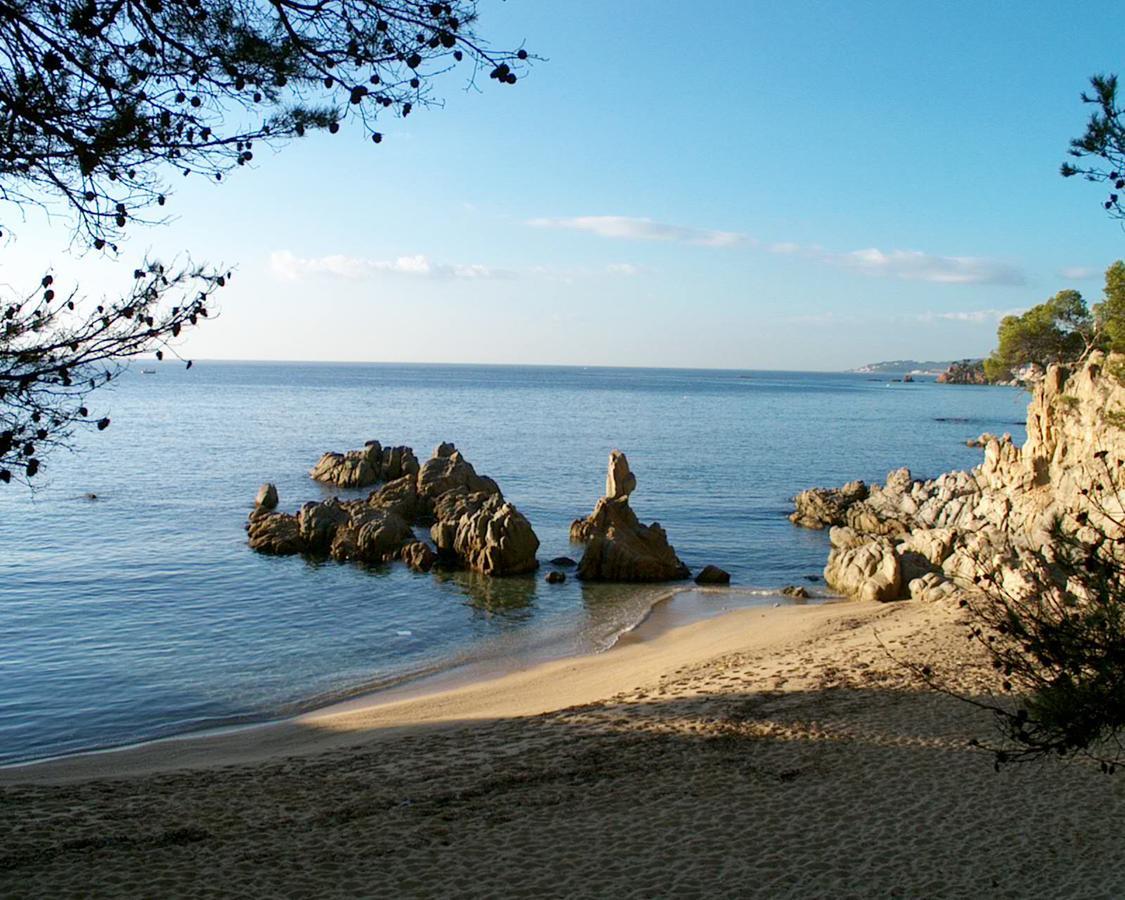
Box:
606;450;637;500
545;570;566;584
248;512;305;555
824;531;903;603
367;475;423;522
781;584;811;599
447;493;539;576
573;490;689;582
380;445;420;481
298;498;351;553
695;565;731;585
789;480;868;529
310;441;384;488
794;353;1125;605
254;482;278;511
417;447;500;500
400;541;437;572
252;442;538;578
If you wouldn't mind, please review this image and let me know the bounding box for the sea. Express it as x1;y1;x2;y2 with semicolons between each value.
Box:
0;363;1029;764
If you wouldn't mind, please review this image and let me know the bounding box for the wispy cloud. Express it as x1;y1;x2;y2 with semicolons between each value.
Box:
768;241;802;255
839;248;1025;286
270;250;506;281
915;308;1023;324
606;262;641;275
1058;265;1099;281
526;216;748;247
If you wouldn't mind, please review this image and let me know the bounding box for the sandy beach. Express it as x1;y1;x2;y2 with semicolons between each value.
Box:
4;593;1124;898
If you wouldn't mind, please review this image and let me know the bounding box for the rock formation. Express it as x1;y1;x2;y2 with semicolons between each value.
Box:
309;440;420;488
936;359;988;385
694;565;731;585
570;451;690;582
250;442;538;577
792;352;1125;603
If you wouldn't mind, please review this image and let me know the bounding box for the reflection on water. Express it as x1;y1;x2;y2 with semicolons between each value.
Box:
434;569;538;618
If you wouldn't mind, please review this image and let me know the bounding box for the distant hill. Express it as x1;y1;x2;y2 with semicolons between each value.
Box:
850;360;955;376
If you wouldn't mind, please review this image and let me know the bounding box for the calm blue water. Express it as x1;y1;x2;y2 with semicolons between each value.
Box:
0;363;1028;764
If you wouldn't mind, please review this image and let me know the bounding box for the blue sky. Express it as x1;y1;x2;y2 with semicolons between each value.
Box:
8;0;1125;369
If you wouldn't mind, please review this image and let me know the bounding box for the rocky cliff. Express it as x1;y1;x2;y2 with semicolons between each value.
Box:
792;352;1125;602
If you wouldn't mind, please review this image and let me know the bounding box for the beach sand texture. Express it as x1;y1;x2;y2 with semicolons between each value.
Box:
4;599;1125;898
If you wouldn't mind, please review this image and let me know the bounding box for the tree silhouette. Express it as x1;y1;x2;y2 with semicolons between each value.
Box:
0;1;531;482
1061;74;1125;222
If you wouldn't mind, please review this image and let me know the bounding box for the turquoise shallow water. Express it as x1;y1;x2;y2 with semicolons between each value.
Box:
0;363;1028;763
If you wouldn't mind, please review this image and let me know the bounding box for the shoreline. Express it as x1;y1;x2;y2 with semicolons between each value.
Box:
2;591;848;785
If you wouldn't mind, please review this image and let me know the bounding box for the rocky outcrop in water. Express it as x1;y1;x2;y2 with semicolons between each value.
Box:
792;352;1125;603
309;440;421;488
570;451;690;582
250;442;538;577
936;359;988;385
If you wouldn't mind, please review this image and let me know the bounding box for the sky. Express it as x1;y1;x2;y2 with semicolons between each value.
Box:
5;0;1125;370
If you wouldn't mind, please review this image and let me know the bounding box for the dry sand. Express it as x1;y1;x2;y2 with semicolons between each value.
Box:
4;596;1125;898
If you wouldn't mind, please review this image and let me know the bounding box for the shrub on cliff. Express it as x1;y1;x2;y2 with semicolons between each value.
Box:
950;458;1125;768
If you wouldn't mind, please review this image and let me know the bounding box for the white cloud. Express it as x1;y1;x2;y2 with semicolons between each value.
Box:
526;216;747;247
270;250;506;281
1058;266;1098;281
839;248;1026;286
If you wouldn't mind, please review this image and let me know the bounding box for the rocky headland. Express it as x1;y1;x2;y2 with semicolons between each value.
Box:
792;352;1124;604
570;450;691;582
249;442;539;577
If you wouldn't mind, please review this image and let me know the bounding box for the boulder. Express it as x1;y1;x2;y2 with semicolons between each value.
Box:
781;584;811;599
417;447;500;501
573;494;689;583
380;445;420;481
695;565;731;585
606;450;637;500
248;512;305;555
789;480;868;529
550;556;577;568
545;570;566;584
824;535;903;603
908;572;959;603
254;482;278;511
400;541;437;573
446;493;540;576
310;441;384;488
298;497;352;553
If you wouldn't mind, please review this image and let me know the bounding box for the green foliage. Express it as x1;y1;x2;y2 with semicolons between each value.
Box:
1103;261;1125;352
984;290;1094;381
956;459;1125;767
0;1;533;247
1061;73;1125;221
